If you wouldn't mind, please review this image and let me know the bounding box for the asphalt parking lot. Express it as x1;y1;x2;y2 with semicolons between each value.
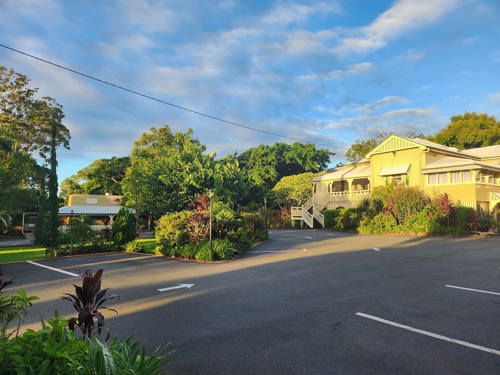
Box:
2;230;500;374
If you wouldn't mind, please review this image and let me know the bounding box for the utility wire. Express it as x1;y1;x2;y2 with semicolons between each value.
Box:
0;42;334;149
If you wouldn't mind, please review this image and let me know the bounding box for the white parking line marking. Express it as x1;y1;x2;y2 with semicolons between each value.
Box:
356;312;500;356
158;283;194;292
372;248;381;252
445;284;500;296
305;236;313;239
27;261;79;277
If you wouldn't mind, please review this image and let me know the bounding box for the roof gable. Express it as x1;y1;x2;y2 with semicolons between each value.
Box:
365;135;426;158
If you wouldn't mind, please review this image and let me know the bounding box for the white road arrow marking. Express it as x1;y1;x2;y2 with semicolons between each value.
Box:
158;283;195;293
305;236;312;239
372;248;381;252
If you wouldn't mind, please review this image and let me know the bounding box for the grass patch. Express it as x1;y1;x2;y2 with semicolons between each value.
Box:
0;245;46;264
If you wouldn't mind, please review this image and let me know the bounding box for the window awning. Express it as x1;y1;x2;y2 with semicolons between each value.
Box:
379;164;410;176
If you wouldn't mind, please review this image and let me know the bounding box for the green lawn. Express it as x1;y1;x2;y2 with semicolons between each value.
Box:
0;246;47;264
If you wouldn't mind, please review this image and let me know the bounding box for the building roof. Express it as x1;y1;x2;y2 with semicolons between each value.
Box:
68;194;122;207
313;165;370;181
421;156;500;173
459;144;500;159
59;205;129;216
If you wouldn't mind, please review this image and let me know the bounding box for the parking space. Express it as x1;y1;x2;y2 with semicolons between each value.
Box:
1;230;499;374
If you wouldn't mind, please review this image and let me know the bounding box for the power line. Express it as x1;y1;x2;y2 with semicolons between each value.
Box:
0;42;334;149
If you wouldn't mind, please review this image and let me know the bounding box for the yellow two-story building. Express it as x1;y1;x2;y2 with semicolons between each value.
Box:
291;135;500;228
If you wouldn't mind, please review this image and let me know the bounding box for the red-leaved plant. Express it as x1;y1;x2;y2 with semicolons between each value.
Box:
63;269;118;340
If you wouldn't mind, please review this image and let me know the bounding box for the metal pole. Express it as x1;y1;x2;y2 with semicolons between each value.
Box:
209;191;213;250
264;197;268;235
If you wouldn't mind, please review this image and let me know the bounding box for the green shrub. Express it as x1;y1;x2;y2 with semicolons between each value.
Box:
212;239;235;260
399;209;439;234
226;226;253;253
335;208;361;231
46;242;115;257
0;290;39;338
358;213;397;234
452;206;477;233
111;208;136;247
240;212;265;239
155;210;192;254
323;209;340;228
124;240;145;253
195;242;213;261
59;216;95;245
0;316;87;374
178;244;198;259
0;316;168;375
386;186;429;224
477;216;495;232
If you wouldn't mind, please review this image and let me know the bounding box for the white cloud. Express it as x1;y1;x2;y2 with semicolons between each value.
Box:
118;34;154;52
262;2;341;27
355;96;409;113
334;0;460;55
300;62;373;80
489;92;500;103
118;0;176;32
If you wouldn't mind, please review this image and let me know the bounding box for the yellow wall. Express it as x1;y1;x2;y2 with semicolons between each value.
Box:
68;194;122;206
370;148;424;188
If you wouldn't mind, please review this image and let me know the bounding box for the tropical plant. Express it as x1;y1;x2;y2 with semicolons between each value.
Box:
124;239;145;253
63;269;118;339
0;272;39;338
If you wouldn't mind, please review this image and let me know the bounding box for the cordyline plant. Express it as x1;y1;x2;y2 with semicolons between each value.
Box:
63;269;118;340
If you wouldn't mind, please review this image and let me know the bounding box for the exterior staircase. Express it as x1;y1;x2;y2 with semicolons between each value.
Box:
291;190;371;228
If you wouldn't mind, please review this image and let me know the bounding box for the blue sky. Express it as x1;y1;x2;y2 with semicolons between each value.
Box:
1;0;499;183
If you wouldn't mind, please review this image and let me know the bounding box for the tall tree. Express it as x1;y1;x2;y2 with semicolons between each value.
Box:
270;172;316;209
60;156;130;201
122;126;214;218
237;142;332;202
431;112;500;149
0;66;70;238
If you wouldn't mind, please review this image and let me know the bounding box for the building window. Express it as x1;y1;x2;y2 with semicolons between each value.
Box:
428;173;437;184
462;170;472;182
476;171;487;183
438;173;448;184
476;201;490;216
390;174;405;185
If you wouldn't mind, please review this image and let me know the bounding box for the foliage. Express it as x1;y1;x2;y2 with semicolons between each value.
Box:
238;142;332;203
345;136;382;162
384;186;429;224
122;126;214;218
0;273;39;338
63;269;118;340
155;210;192;253
72;337;168;375
111;208;136;247
60;216;95;244
358;213;398;234
0;316;168;375
398;209;440;234
0;316;87;374
323;209;340;228
270;172;315;208
452;206;477;233
431;112;500;149
0;66;70;220
124;239;145;253
60;156;130;201
213;155;247;206
240;212;266;238
335;208;361;231
46;242;115;257
477;216;495;232
211;239;235;260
